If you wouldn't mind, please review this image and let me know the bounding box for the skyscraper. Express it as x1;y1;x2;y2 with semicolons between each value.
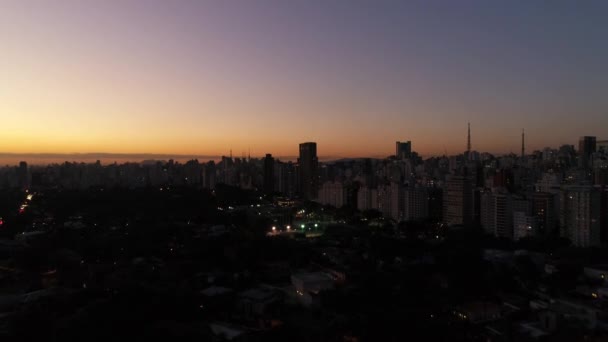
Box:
395;141;412;159
443;174;474;226
531;192;558;236
17;161;29;189
263;154;275;194
480;190;513;239
298;142;319;200
560;185;601;247
578;136;597;169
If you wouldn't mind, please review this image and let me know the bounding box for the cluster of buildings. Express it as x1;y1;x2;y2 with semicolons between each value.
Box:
2;131;608;247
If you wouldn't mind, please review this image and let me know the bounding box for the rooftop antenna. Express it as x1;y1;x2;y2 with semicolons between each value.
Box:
467;122;471;153
521;128;525;159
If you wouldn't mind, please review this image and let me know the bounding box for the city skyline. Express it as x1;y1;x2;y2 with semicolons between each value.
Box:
0;127;605;165
2;1;608;157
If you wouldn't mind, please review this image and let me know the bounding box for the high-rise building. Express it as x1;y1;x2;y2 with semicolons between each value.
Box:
443;175;474;226
17;161;29;189
560;185;601;247
263;154;275;194
536;172;562;194
531;192;558;236
404;186;429;221
318;181;347;208
276;161;296;197
202;161;216;189
579;136;597;169
298;142;319;200
600;187;608;244
357;186;375;211
480;190;513;239
428;187;443;222
395;141;412;159
390;182;404;221
598;140;608;153
377;184;392;218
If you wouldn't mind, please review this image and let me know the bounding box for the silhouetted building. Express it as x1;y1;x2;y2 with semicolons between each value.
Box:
18;161;29;189
318;181;346;208
276;161;296;197
443;175;474;226
560;185;601;247
263;154;275;194
428;187;443;222
404;186;429;221
598;140;608;153
395;141;412;159
480;189;513;239
357;186;377;211
532;192;558;236
203;161;216;189
298;142;319;200
601;187;608;244
579;136;596;169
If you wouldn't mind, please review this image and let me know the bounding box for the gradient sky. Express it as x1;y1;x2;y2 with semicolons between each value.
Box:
1;0;607;159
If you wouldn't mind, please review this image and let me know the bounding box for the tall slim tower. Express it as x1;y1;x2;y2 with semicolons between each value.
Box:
263;154;275;194
298;142;319;200
467;122;471;153
521;129;525;159
578;136;597;169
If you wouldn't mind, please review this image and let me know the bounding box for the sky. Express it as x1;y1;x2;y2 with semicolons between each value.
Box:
1;0;607;161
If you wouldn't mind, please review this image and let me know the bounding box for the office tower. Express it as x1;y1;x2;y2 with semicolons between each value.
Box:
298;142;319;200
263;154;275;194
560;185;601;247
531;192;558;236
578;136;597;169
480;190;513;238
17;161;29;189
443;175;474;226
403;186;429;221
395;141;412;159
276;161;296;197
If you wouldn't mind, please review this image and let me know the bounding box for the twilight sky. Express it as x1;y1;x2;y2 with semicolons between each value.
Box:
1;0;607;159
